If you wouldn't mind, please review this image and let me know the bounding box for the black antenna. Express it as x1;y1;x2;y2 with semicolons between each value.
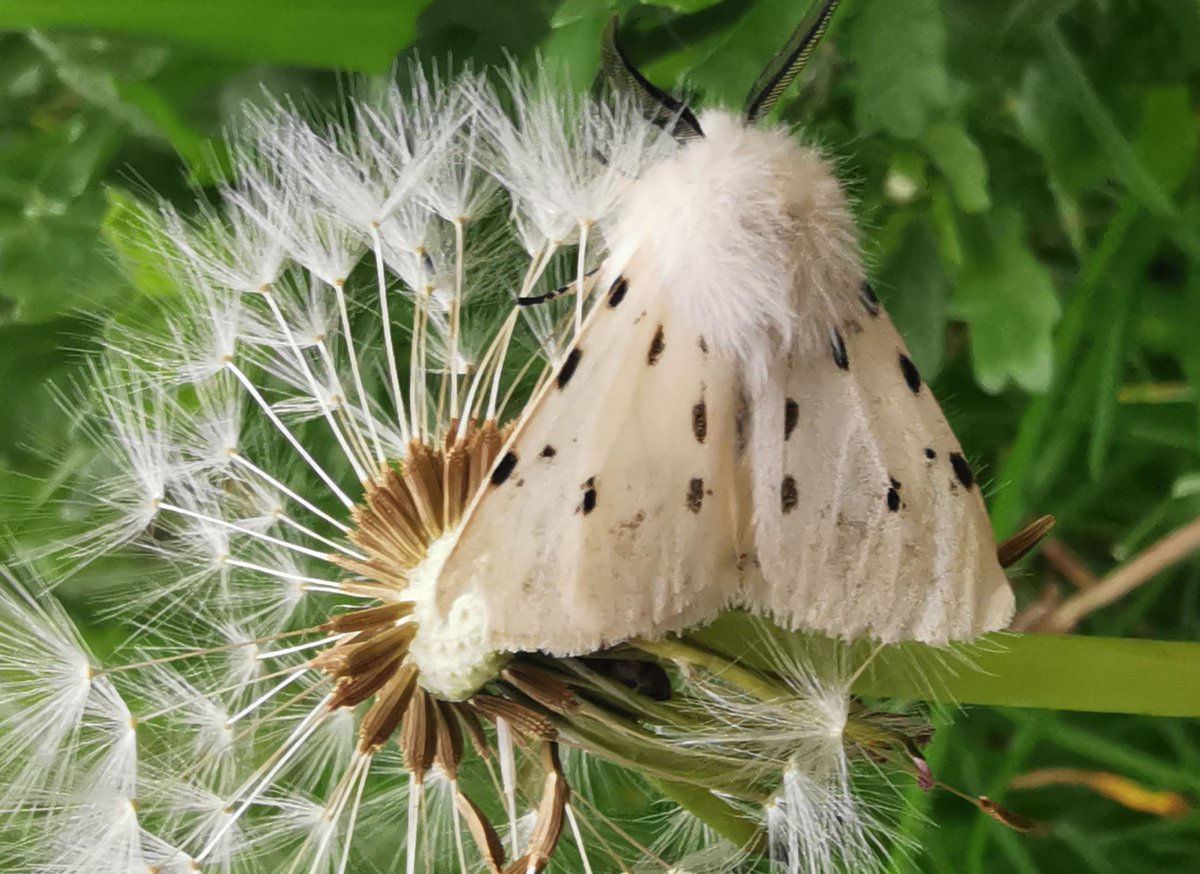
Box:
744;0;841;124
600;16;704;142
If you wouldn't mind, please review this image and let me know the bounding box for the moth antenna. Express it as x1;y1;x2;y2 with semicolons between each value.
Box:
744;0;842;123
997;514;1057;568
515;266;600;308
599;16;704;141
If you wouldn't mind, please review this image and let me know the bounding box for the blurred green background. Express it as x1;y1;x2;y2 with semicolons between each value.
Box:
1;0;1198;871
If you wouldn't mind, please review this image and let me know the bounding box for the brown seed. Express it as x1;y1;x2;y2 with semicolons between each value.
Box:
443;442;470;527
502;664;578;713
321;601;414;633
997;514;1056;568
470;695;557;741
456;789;507;873
401;687;438;780
978;796;1041;833
453;702;492;759
433;699;465;779
519;744;569;872
357;663;417;752
318;622;417;679
402;441;447;537
328;653;405;710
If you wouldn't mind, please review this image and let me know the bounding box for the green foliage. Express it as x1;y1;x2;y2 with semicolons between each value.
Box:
2;0;1200;870
955;208;1061;393
0;0;432;70
846;0;951;139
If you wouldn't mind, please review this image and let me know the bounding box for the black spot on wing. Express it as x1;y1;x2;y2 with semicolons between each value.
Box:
890;476;901;490
539;445;557;458
949;452;975;489
781;475;798;514
860;282;880;317
557;348;583;389
687;478;704;513
886;487;901;512
898;353;922;394
608;276;628;308
734;393;749;457
692;400;707;443
698;336;709;354
784;398;799;440
924;447;937;460
581;476;598;514
648;324;666;365
829;328;849;370
491;452;518;486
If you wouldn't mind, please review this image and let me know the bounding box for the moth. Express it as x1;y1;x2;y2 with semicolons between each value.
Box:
434;1;1016;657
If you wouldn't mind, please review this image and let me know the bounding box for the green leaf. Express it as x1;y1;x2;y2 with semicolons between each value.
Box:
639;0;726;11
541;0;618;92
1135;86;1197;195
845;0;951;139
953;209;1061;394
0;317;95;476
0;192;132;324
923;121;990;214
29;32;227;183
879;222;949;378
0;0;433;71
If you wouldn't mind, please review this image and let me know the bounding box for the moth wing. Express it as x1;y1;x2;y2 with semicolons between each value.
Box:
747;298;1014;644
436;265;748;655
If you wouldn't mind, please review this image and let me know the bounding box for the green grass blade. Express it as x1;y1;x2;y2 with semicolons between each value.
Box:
691;614;1200;717
857;634;1200;717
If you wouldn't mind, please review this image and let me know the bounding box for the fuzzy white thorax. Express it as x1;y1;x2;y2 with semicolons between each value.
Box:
406;533;507;700
605;109;861;389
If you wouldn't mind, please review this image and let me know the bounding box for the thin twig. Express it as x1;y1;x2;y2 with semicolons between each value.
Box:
1009;582;1061;632
1037;516;1200;632
1040;539;1100;590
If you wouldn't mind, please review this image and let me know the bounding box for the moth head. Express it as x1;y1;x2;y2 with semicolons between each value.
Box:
601;0;842;140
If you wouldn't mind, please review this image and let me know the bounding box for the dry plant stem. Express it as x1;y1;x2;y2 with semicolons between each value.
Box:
1009;768;1192;818
1039;515;1200;632
1010;583;1062;632
1040;539;1100;589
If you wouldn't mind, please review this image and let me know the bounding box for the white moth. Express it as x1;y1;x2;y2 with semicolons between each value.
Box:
433;5;1014;661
